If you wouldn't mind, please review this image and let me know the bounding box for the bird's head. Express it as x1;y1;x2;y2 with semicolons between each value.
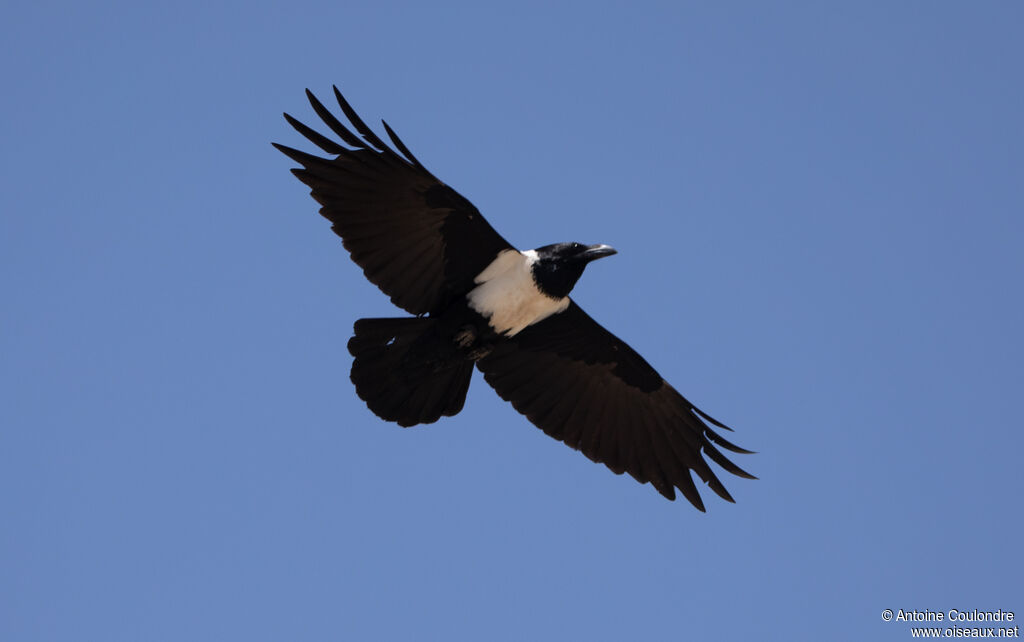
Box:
529;242;617;299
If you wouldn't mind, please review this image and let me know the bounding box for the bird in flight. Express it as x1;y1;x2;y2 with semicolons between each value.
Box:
274;87;755;510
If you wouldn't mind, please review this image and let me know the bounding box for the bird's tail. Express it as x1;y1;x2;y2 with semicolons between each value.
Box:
347;317;473;427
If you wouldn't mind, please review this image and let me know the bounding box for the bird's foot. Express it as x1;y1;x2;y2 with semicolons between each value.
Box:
453;325;477;348
466;346;492;361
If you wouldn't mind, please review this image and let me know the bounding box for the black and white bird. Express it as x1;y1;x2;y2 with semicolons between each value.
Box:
274;87;755;510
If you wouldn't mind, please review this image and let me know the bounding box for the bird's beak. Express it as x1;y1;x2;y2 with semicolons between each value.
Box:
581;244;617;262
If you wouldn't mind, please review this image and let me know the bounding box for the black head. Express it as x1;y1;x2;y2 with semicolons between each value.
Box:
529;242;617;299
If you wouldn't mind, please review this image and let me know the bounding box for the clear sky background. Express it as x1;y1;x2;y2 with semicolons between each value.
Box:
2;2;1021;640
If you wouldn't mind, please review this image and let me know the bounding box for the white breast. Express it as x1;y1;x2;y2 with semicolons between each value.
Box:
467;249;570;336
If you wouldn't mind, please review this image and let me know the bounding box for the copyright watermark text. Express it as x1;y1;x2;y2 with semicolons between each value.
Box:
881;609;1018;638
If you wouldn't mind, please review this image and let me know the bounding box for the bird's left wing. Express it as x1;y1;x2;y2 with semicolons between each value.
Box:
475;302;755;509
274;87;515;315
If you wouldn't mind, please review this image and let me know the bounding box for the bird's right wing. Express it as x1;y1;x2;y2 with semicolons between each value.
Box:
476;302;755;510
274;87;515;315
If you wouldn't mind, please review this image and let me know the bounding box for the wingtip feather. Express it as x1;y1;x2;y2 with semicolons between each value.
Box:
381;119;427;171
693;406;733;431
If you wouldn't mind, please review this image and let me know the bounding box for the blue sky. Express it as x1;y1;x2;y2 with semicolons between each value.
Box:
2;2;1022;640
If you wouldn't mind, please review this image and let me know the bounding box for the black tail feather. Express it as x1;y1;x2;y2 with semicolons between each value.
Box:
348;317;473;427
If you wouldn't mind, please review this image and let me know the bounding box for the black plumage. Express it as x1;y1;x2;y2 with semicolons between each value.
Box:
274;87;755;509
275;88;512;316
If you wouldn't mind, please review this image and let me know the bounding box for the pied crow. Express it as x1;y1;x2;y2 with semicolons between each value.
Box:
274;87;755;510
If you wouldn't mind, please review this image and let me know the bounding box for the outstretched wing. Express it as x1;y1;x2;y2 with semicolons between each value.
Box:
274;87;515;315
476;302;755;510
